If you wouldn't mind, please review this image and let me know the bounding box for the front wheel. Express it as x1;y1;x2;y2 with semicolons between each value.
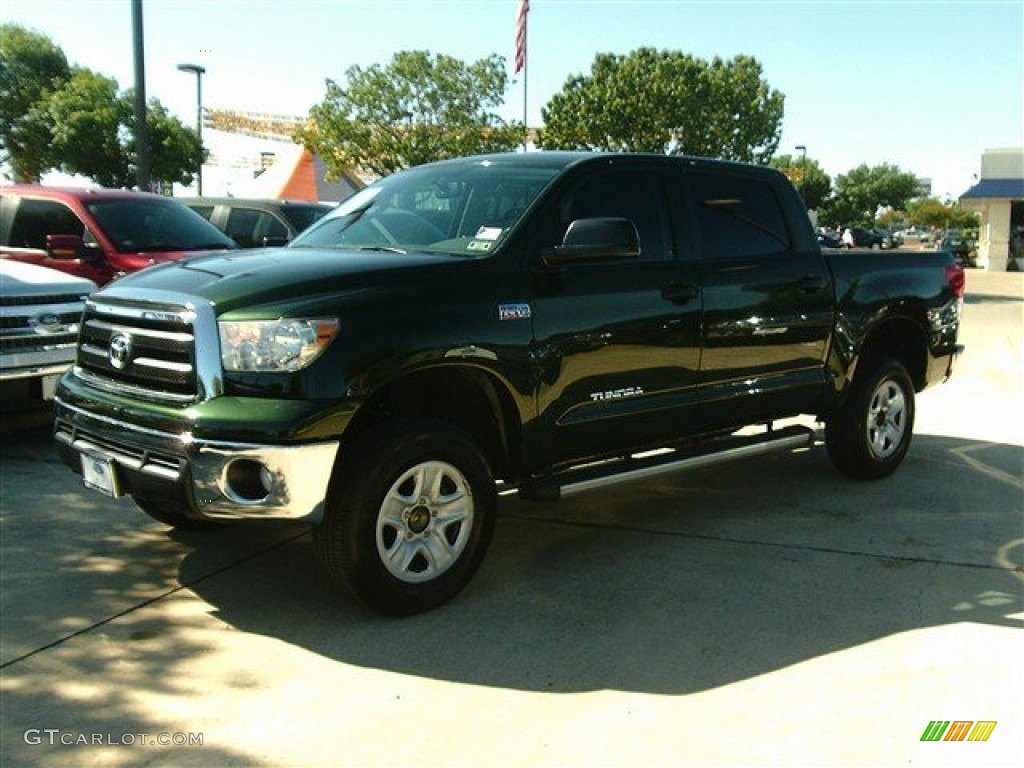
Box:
314;420;497;616
825;357;916;480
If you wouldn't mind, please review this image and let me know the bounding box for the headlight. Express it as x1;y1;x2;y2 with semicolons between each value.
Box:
219;318;339;372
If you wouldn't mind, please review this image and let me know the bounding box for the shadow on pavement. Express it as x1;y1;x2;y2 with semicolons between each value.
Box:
176;431;1023;695
1;427;1021;764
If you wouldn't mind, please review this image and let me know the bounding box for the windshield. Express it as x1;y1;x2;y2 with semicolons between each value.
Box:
281;203;333;232
290;162;560;255
85;198;237;253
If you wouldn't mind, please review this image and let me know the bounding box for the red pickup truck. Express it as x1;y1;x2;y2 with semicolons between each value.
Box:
0;185;235;286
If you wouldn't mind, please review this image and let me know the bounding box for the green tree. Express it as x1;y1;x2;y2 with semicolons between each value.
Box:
2;25;202;188
42;68;132;186
537;49;784;163
907;197;980;230
771;154;831;210
0;23;70;181
820;163;919;225
297;50;524;178
125;95;205;187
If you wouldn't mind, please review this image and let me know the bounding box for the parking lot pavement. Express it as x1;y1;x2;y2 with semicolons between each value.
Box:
1;274;1021;767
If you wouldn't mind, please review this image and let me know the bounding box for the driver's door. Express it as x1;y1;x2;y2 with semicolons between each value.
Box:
527;163;702;467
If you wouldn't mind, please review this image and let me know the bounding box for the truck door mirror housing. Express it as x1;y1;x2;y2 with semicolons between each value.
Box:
542;217;640;266
45;234;84;261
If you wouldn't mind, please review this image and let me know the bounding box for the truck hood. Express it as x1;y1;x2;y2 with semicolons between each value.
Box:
102;247;463;313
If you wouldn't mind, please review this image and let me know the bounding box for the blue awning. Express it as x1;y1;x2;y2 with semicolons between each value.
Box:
960;178;1024;199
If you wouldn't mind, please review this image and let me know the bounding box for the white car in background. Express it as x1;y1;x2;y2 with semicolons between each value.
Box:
1;261;94;425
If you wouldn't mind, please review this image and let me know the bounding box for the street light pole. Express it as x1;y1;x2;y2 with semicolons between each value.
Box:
177;63;206;195
795;145;808;206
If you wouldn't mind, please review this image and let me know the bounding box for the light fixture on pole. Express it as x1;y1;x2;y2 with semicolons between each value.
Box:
177;63;206;195
794;145;808;205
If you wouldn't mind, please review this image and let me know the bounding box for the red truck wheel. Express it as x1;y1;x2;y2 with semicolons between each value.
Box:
314;419;497;616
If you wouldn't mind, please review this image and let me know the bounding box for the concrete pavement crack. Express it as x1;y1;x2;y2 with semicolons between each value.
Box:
501;511;1007;573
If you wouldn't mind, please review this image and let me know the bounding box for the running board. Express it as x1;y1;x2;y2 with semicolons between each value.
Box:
518;425;814;502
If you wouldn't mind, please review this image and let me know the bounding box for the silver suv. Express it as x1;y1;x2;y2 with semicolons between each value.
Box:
1;262;94;425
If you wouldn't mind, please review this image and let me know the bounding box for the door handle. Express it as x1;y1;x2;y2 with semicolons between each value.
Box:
798;274;828;293
661;282;700;304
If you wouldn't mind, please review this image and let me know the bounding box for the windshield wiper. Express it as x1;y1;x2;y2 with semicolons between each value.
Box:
353;245;408;254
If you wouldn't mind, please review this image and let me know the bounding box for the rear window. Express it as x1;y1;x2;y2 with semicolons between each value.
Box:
280;204;332;233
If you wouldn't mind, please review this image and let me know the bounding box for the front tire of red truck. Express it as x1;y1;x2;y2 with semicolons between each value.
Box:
825;357;916;480
313;419;497;616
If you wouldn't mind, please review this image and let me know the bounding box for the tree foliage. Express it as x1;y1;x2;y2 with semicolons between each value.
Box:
0;23;70;181
297;51;525;178
771;154;832;210
906;197;980;229
0;23;202;187
819;163;919;225
537;49;784;163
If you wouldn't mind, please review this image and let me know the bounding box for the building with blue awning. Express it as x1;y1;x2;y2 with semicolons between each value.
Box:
960;149;1024;271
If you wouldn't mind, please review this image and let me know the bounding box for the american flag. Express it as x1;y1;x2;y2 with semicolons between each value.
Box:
515;0;529;74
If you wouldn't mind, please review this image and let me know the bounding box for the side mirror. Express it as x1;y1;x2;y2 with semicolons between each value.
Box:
542;217;640;266
262;236;289;247
45;234;84;260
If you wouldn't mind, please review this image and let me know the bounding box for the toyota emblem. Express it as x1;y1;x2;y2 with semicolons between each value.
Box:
108;333;133;370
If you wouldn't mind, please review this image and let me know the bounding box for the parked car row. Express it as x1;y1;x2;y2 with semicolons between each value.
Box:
185;197;333;248
0;185;335;420
819;226;903;250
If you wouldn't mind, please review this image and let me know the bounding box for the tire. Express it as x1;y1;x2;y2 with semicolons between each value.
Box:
314;420;497;616
133;495;221;530
825;357;915;480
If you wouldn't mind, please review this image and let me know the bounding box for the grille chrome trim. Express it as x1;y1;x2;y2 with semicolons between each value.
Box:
77;287;223;402
72;365;199;403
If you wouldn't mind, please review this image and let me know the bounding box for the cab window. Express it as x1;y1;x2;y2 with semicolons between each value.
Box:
687;172;790;260
8;199;84;250
542;168;673;262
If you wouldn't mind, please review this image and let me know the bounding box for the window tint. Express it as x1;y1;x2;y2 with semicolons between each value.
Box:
545;168;671;261
225;208;275;247
280;204;330;232
189;205;215;221
85;199;235;252
8;199;84;250
688;172;790;260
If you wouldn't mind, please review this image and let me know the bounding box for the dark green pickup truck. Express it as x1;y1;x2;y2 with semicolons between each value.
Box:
54;152;964;615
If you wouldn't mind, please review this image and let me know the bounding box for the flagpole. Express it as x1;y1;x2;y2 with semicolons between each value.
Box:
516;0;529;152
523;53;528;152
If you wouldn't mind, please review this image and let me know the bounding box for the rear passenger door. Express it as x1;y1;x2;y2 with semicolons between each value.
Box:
528;163;702;466
224;207;288;248
684;169;833;423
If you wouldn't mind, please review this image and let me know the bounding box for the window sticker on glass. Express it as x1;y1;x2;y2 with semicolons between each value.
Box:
474;226;503;241
467;240;493;252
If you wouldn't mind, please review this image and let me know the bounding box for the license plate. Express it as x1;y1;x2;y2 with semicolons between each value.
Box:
41;373;60;400
81;453;122;498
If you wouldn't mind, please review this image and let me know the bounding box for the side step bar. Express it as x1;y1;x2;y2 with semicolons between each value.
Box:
518;425;814;502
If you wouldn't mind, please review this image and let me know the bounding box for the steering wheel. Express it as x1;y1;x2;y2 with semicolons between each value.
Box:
369;208;446;246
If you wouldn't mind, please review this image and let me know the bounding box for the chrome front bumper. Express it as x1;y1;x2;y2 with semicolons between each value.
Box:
54;399;339;522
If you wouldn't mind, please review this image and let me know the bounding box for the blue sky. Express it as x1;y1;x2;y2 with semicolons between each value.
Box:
3;0;1022;199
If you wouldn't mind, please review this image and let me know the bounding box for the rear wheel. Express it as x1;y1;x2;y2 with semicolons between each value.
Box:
314;420;496;616
825;357;915;479
133;496;221;530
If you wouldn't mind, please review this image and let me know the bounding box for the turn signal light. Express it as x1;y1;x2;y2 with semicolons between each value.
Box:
945;264;965;299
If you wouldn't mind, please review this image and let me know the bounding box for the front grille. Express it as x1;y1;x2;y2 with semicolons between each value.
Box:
75;299;199;401
0;292;88;308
